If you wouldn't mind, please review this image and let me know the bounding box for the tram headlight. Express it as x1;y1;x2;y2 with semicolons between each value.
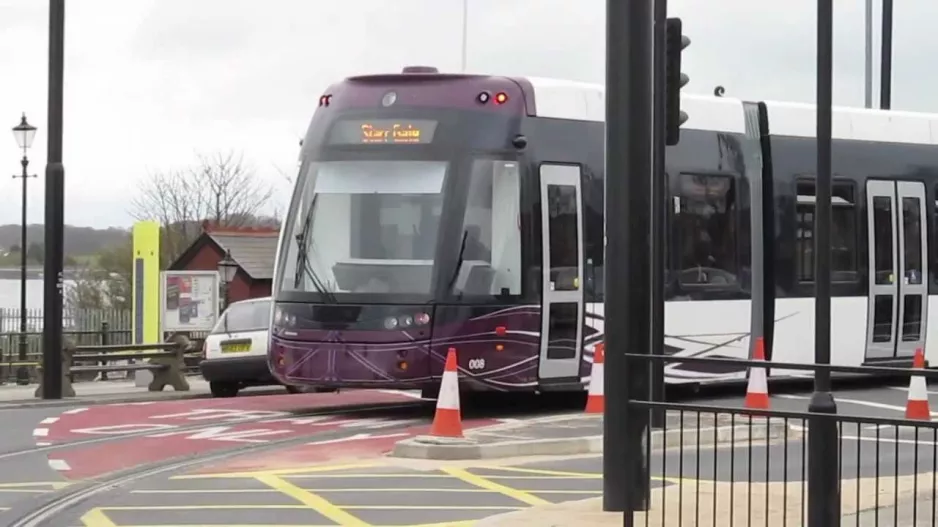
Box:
415;312;430;325
383;316;399;330
273;307;296;330
400;315;414;327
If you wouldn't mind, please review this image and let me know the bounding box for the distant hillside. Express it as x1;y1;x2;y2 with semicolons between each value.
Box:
0;224;130;256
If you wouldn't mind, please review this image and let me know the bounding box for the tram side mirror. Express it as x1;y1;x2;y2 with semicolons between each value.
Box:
511;134;528;150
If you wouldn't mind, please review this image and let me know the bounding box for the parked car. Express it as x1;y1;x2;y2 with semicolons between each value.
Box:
199;296;300;398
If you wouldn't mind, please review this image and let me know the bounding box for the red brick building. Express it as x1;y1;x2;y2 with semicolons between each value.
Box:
168;224;280;304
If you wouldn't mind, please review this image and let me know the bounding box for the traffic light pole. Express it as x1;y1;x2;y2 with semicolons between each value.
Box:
807;0;840;524
603;0;653;516
648;0;667;432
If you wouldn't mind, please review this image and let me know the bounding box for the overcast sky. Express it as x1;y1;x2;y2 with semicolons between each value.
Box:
0;0;935;229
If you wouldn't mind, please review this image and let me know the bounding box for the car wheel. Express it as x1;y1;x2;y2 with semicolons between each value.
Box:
210;381;239;398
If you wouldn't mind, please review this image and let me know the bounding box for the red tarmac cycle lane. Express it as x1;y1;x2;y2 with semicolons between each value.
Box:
36;389;421;444
37;390;428;480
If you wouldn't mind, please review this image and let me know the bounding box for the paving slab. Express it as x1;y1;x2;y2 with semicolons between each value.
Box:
0;377;287;409
475;472;938;526
391;411;798;460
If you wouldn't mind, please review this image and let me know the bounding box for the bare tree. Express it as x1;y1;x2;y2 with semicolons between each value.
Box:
129;150;276;264
64;266;109;310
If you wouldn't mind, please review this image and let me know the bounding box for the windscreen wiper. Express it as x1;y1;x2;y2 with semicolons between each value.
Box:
443;230;468;299
294;195;337;304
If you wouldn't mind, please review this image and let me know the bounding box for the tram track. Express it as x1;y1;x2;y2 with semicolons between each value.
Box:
7;399;431;527
0;399;432;462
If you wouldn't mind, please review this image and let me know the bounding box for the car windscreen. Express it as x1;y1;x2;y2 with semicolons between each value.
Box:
211;300;271;334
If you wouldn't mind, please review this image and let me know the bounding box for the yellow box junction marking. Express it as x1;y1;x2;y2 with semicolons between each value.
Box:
0;481;70;489
80;508;118;527
171;462;377;479
442;467;550;507
255;474;370;527
473;465;601;478
89;461;608;526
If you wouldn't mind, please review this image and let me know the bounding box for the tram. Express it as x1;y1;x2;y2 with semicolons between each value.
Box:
267;66;938;396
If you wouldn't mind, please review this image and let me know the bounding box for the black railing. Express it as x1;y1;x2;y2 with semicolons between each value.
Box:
622;353;938;525
0;322;131;383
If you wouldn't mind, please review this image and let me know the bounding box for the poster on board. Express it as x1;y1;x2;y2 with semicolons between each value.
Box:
159;270;220;333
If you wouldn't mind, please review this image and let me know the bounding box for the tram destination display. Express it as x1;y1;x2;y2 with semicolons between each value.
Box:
327;119;438;145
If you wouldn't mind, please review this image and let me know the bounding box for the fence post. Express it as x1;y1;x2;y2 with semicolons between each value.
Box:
99;321;109;381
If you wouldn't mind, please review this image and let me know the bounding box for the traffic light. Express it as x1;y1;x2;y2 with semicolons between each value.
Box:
664;17;690;146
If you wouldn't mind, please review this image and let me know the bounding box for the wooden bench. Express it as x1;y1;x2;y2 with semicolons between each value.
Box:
35;335;198;398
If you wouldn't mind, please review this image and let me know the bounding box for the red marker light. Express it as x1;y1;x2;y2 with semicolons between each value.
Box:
495;326;507;336
494;92;508;104
319;94;332;107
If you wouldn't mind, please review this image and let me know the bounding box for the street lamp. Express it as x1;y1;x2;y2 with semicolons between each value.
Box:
216;249;238;312
12;114;38;386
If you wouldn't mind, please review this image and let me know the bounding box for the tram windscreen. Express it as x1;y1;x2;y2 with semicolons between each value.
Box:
286;160;446;295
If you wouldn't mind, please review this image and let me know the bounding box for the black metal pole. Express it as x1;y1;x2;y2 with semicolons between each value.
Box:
879;0;893;110
16;155;34;385
648;0;667;430
41;0;66;400
604;0;653;516
807;0;840;524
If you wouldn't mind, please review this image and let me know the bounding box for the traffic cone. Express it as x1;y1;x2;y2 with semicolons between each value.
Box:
429;348;464;438
744;337;769;410
906;348;931;421
585;342;605;414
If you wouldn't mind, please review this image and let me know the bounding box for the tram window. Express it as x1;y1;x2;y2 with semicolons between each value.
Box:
455;159;522;296
794;179;858;283
284;160;447;295
674;173;738;287
902;196;923;285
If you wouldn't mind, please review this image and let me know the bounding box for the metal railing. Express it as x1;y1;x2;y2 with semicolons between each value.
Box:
0;322;131;383
621;353;938;526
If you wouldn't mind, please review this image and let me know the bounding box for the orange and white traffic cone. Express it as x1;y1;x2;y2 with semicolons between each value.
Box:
585;342;605;414
906;348;931;421
744;337;769;410
429;348;464;438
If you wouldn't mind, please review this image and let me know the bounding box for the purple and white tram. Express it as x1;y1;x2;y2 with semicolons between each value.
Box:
268;66;938;397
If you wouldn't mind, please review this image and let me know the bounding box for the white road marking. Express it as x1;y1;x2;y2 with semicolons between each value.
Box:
32;428;48;437
887;386;938;395
377;389;424;400
862;424;931;432
62;407;88;415
842;435;937;446
776;394;936;416
47;459;70;471
40;417;58;425
35;442;50;447
306;432;410;446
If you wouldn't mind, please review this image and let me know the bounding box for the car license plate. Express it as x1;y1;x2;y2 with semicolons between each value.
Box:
221;342;251;353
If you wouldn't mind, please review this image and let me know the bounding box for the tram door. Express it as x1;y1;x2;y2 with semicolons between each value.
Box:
538;164;585;381
864;180;928;361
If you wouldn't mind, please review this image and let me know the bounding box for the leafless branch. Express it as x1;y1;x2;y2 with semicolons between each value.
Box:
127;150;277;263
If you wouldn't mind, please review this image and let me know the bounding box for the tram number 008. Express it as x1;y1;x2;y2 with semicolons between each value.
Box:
467;358;486;371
